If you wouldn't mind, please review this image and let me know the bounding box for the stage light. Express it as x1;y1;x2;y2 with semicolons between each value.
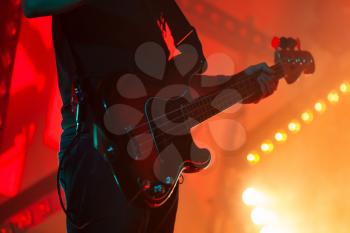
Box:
274;131;287;143
340;82;350;94
260;141;274;154
300;110;314;123
32;199;52;223
327;91;340;104
6;21;18;38
242;187;258;206
247;152;261;165
288;120;301;133
260;225;292;233
314;101;327;113
9;210;33;230
0;225;13;233
261;225;278;233
1;52;12;68
242;187;265;206
251;207;277;225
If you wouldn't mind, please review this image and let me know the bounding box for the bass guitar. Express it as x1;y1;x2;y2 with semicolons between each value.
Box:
93;36;315;207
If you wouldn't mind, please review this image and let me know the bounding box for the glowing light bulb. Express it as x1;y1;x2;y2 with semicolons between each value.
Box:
242;188;259;206
314;101;327;113
288;120;301;133
327;91;340;104
243;188;269;207
247;152;261;165
261;141;274;154
251;207;277;225
274;131;287;142
340;82;350;94
301;110;314;123
261;225;291;233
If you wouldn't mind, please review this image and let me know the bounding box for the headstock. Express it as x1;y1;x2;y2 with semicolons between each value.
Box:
272;37;315;84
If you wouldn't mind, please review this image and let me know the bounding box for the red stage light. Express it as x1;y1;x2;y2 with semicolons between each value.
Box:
1;52;12;68
31;199;52;224
1;193;62;232
5;21;18;38
271;36;280;49
0;225;13;233
9;210;33;230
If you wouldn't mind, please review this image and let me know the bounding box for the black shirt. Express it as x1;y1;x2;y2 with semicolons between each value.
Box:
52;0;205;129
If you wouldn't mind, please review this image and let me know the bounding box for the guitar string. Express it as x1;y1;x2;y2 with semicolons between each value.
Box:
135;89;251;146
132;66;284;150
135;64;283;135
135;98;255;155
133;82;256;146
126;75;254;138
133;90;258;152
125;63;283;133
149;82;253;131
152;65;284;133
121;74;253;133
108;65;284;155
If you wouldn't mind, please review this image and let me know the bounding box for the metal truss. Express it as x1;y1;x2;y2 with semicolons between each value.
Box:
178;0;272;61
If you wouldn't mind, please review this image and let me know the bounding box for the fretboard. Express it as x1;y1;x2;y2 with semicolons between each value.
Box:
183;64;284;128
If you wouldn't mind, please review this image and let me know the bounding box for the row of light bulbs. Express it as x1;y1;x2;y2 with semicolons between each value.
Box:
246;81;350;165
242;81;350;233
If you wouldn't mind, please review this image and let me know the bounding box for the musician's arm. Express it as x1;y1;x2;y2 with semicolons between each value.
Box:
190;73;244;96
190;63;278;103
23;0;85;18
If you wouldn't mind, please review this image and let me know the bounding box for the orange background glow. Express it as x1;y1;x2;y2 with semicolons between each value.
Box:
1;0;350;233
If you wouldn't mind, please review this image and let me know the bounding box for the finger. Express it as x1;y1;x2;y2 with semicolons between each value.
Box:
264;80;274;96
266;76;279;94
272;80;279;91
270;78;279;91
266;76;276;94
260;75;275;96
245;63;273;76
257;76;268;96
257;62;274;75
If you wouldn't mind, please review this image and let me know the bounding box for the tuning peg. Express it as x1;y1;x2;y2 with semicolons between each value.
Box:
288;37;298;50
272;36;301;50
279;37;288;49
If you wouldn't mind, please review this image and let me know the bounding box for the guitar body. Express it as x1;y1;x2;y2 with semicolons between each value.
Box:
96;67;211;207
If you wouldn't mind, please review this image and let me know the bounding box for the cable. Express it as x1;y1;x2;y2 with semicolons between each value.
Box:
56;132;93;230
56;84;93;230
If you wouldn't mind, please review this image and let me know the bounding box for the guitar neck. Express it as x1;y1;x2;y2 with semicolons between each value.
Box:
183;64;284;128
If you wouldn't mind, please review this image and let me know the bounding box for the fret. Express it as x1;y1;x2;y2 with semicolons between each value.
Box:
185;74;259;128
184;64;286;129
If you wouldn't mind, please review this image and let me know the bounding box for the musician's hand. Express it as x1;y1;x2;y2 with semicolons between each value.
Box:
244;63;279;103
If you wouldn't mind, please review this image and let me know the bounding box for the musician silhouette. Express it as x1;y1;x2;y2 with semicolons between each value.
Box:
23;0;278;232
